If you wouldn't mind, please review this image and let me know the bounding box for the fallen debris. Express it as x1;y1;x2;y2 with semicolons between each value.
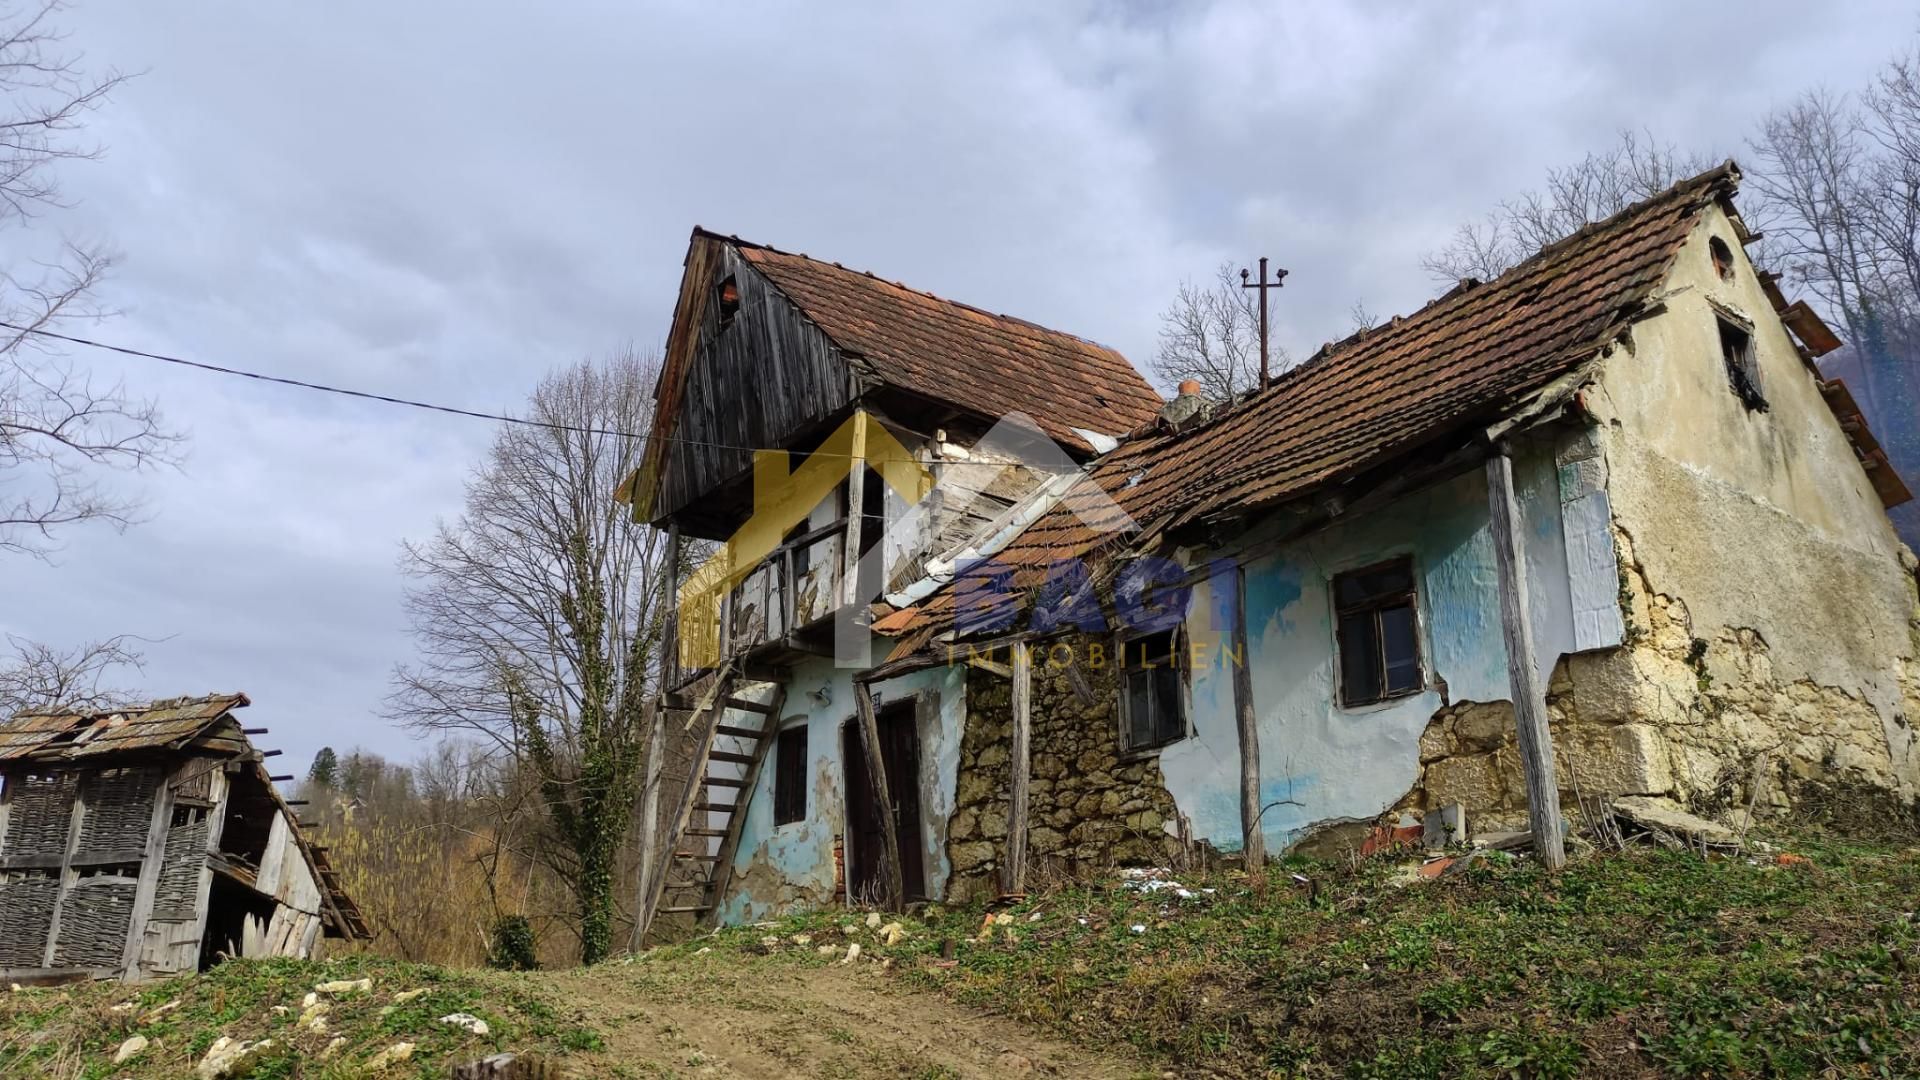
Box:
441;1012;492;1036
1610;796;1741;854
365;1041;417;1071
112;1034;148;1064
195;1036;274;1079
452;1052;576;1079
314;977;373;995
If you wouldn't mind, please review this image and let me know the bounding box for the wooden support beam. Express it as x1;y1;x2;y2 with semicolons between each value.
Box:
662;523;682;688
842;410;869;609
633;696;662;950
1005;640;1033;895
637;662;736;940
1484;450;1567;870
853;681;905;911
1231;566;1266;875
241;727;268;735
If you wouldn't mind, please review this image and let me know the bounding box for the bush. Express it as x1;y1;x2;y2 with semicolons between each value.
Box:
488;914;539;971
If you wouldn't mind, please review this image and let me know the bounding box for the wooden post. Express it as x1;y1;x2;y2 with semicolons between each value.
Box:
661;523;682;688
841;411;871;610
1231;567;1266;876
121;769;178;979
1005;640;1033;895
1484;449;1567;869
629;697;666;952
853;681;905;911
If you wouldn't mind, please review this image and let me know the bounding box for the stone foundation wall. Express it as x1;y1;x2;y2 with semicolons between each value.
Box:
944;637;1185;902
1395;525;1918;831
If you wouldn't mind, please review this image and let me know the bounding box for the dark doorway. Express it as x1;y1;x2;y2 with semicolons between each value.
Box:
842;700;925;903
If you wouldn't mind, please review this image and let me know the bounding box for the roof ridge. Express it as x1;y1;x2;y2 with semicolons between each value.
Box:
1135;159;1741;433
700;226;1135;361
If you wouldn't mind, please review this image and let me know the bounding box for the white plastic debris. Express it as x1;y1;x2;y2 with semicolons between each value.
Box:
842;942;862;964
313;978;372;995
439;1012;491;1036
1129;924;1147;934
113;1035;148;1064
195;1036;274;1079
391;988;428;1005
365;1042;416;1070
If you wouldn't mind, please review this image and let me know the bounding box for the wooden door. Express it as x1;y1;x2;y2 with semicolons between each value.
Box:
842;702;924;903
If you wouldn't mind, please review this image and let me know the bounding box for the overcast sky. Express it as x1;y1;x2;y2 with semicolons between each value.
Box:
6;1;1912;776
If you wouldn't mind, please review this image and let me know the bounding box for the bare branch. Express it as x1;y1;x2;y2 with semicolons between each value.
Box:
0;632;148;714
1151;261;1291;400
0;3;173;557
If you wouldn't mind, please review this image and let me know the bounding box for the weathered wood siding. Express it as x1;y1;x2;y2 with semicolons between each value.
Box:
655;246;861;532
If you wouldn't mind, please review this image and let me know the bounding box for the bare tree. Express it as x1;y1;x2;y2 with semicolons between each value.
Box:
0;632;143;714
389;351;671;965
0;1;176;557
1423;130;1716;284
1152;262;1289;400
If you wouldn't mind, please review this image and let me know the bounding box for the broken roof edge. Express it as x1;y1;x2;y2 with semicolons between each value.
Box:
10;691;250;721
689;225;1139;363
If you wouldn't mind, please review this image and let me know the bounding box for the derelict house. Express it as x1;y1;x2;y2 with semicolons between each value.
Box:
619;228;1163;928
0;694;367;984
627;162;1920;936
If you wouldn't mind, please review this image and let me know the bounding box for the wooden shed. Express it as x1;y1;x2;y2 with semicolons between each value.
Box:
0;693;367;984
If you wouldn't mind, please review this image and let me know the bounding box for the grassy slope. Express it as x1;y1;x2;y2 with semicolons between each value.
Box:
5;832;1916;1079
650;833;1920;1078
0;955;605;1079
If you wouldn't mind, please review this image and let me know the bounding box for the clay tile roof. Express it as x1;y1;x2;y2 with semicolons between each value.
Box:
887;162;1743;653
0;692;251;762
728;238;1165;453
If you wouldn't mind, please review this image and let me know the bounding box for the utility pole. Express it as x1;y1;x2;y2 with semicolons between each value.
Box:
1240;258;1289;392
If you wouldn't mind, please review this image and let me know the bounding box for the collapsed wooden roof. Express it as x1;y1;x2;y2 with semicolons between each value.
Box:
0;693;253;762
0;693;369;940
878;162;1785;656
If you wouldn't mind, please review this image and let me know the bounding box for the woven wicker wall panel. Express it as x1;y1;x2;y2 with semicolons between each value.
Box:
52;875;136;969
76;767;159;858
5;772;77;857
152;808;210;922
0;872;59;967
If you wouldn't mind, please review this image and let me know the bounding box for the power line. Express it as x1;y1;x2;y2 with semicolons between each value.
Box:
0;320;827;457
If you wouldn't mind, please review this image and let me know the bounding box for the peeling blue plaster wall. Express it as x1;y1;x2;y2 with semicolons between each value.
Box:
715;641;965;925
1161;448;1576;852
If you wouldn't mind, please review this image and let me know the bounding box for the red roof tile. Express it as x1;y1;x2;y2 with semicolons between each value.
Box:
731;239;1164;453
887;163;1744;653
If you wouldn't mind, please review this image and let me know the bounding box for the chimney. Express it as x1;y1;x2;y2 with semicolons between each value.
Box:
1159;379;1209;431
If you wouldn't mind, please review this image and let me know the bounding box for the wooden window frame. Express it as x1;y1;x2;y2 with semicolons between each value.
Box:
771;725;808;827
1715;313;1768;412
1332;556;1425;709
1116;627;1190;756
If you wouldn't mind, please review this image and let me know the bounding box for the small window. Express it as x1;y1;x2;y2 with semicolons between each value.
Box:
1709;236;1736;281
1334;558;1422;707
716;275;741;329
772;725;807;826
1719;317;1767;411
1119;630;1187;752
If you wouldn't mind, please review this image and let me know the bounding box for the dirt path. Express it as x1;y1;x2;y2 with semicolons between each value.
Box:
546;954;1156;1078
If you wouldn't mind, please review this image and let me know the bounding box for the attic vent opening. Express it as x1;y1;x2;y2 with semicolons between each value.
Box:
1709;236;1736;281
1718;317;1767;412
716;276;741;330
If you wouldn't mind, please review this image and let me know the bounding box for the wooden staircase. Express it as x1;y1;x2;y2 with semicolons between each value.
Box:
640;671;786;932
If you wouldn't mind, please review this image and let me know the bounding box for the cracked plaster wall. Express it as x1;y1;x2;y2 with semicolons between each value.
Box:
1571;203;1920;804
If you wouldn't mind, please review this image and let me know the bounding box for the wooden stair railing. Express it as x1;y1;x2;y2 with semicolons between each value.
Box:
635;666;788;936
